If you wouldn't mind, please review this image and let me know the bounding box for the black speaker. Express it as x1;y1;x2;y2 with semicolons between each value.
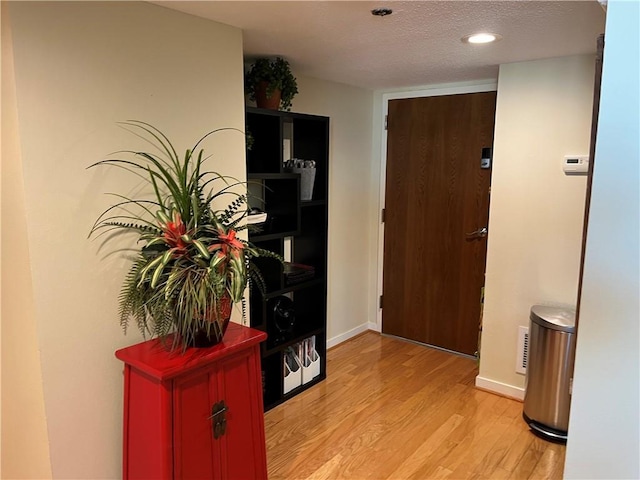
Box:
270;295;295;336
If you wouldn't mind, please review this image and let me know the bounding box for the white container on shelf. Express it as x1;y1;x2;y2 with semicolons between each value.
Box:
285;158;316;201
283;350;302;394
302;349;321;384
292;166;316;201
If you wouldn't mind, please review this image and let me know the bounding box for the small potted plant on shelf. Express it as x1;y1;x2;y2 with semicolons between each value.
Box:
89;120;280;350
245;57;299;111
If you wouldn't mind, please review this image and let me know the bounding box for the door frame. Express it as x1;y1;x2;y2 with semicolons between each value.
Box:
375;81;498;333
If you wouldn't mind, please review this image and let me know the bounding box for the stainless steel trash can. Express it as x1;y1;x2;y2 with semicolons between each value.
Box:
523;305;576;443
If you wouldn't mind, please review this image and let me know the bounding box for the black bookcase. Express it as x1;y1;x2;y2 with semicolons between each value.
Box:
245;106;329;411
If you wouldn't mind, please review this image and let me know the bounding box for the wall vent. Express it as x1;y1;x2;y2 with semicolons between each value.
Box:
516;326;529;375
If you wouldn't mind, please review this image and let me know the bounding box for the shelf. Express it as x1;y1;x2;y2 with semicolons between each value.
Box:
247;106;329;122
265;312;324;352
248;245;325;294
263;277;325;299
246;106;328;412
246;106;287;118
248;172;298;180
301;199;326;207
263;327;325;357
250;277;325;335
247;174;300;239
283;372;326;399
262;282;325;351
250;230;299;243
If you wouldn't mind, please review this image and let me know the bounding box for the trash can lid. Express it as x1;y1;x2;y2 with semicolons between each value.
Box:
530;305;576;333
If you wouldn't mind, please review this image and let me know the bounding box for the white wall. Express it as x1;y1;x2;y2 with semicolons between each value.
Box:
1;5;52;478
288;75;374;346
564;1;640;478
5;2;245;478
477;55;595;398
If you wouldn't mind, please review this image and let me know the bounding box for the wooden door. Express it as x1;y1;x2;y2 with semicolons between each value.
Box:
382;92;496;356
575;34;605;328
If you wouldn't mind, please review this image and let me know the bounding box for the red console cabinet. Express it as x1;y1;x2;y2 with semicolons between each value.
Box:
115;323;268;479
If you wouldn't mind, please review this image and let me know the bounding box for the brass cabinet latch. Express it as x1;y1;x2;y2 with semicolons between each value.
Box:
211;400;228;439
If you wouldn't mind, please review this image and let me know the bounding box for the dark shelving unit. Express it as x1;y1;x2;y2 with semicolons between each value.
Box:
245;106;329;411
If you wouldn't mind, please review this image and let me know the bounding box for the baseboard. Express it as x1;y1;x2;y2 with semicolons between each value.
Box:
475;375;525;401
327;323;370;349
368;321;380;332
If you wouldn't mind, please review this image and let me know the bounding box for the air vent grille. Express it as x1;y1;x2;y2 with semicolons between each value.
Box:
516;326;529;374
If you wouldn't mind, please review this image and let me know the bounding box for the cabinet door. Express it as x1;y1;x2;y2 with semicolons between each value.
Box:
214;346;267;479
173;370;221;479
173;347;267;480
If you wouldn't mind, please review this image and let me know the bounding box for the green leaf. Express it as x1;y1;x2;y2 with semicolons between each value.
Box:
137;255;164;287
148;167;166;211
192;239;210;259
145;237;167;248
151;249;174;288
156;210;171;225
210;253;224;269
191;193;200;229
119;120;179;170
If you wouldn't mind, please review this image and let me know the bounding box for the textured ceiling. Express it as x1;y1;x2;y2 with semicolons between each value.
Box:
154;1;606;90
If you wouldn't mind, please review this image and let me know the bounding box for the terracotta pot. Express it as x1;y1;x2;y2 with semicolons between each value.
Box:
191;296;233;348
254;81;281;110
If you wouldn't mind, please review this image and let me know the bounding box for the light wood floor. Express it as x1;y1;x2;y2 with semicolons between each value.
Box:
264;332;565;479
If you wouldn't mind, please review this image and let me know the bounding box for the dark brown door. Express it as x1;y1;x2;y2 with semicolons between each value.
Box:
382;92;496;356
576;34;604;328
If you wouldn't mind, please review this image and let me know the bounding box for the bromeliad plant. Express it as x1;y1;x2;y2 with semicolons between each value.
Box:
89;121;279;349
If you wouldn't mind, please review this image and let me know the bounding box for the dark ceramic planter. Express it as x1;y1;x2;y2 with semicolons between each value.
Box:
191;316;231;348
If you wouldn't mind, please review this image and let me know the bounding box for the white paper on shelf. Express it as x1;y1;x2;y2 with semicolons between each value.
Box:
283;349;302;394
246;212;268;225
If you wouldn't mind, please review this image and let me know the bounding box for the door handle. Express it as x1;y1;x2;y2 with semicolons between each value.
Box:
210;400;228;439
466;227;488;239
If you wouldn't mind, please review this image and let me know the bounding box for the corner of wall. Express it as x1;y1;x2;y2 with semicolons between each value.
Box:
564;3;640;477
1;4;53;478
6;2;245;477
292;75;375;344
478;54;596;394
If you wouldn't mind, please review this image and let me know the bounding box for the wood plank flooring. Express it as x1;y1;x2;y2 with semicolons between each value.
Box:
264;332;565;479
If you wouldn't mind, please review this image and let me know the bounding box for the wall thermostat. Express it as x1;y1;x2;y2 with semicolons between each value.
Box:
563;155;589;175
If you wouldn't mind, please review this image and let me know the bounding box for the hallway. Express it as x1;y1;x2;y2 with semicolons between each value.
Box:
264;332;565;479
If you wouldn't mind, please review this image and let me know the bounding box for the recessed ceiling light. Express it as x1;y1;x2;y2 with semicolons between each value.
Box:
462;33;502;44
371;8;393;17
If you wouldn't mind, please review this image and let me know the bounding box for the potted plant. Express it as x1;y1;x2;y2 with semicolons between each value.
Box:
245;57;299;111
89;120;280;349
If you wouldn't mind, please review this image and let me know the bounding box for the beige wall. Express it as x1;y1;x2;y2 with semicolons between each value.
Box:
565;1;640;477
3;0;613;476
477;55;595;396
288;75;374;345
5;2;245;478
1;5;53;478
